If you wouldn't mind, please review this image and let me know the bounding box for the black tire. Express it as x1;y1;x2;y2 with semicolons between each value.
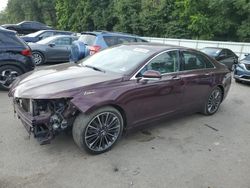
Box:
0;65;23;90
202;87;223;115
72;106;124;154
32;51;45;65
235;79;241;83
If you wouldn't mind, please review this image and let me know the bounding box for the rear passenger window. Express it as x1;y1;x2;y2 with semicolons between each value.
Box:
136;38;147;42
182;51;214;70
117;37;136;44
103;36;142;47
78;34;96;46
226;49;234;56
54;37;71;45
103;36;117;46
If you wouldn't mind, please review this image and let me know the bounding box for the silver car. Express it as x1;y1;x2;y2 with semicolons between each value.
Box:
29;35;78;65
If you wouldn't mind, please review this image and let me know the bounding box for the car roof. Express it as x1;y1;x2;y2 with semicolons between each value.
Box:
119;42;191;53
19;21;45;24
81;31;140;37
33;30;72;34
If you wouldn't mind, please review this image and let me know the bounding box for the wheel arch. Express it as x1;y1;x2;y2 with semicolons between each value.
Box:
72;100;128;130
32;50;46;62
0;63;25;73
217;84;225;102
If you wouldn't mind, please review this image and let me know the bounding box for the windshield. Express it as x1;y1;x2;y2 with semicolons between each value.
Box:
79;45;154;74
37;37;54;44
201;48;221;57
78;34;96;45
25;30;44;37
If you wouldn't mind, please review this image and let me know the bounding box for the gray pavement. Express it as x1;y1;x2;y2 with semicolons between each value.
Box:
0;80;250;188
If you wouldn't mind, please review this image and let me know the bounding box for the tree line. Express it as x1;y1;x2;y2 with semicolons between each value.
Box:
0;0;250;42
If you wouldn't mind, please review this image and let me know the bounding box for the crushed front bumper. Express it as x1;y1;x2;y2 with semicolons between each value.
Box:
14;101;53;144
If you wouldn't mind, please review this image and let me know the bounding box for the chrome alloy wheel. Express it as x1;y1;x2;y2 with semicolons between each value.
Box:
84;112;121;152
207;88;222;114
32;52;43;65
0;69;18;89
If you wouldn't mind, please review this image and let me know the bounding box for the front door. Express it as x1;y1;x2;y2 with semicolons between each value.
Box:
126;50;185;125
47;37;72;61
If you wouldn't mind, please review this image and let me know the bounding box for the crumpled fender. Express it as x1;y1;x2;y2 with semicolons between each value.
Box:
70;88;123;115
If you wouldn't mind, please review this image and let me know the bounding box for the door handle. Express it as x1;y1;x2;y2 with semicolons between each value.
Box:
204;73;210;76
172;75;181;80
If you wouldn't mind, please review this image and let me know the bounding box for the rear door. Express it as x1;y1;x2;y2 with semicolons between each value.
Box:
178;50;215;110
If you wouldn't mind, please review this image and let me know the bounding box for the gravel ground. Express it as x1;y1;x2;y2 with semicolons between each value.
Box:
0;80;250;188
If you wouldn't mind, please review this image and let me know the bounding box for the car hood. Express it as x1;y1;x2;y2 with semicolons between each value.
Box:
240;60;250;64
10;63;123;99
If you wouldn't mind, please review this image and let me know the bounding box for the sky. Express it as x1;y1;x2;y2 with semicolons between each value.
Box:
0;0;8;12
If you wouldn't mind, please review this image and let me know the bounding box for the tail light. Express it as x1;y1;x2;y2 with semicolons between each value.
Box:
89;45;101;55
21;49;32;56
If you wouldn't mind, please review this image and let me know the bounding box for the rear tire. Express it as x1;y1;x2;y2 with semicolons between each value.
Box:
0;65;23;90
32;51;45;65
72;106;124;154
202;87;222;115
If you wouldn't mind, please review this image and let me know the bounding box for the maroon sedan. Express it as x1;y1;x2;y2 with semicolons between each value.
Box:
9;43;231;154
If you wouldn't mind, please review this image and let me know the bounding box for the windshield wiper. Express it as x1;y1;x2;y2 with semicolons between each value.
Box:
83;65;105;73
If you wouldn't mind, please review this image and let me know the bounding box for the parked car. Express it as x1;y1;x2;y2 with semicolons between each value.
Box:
201;47;238;71
29;35;78;65
234;54;250;83
70;31;148;62
9;43;231;154
1;21;53;35
21;30;74;43
0;27;35;90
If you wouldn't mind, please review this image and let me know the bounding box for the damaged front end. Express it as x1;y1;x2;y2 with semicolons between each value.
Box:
14;98;78;145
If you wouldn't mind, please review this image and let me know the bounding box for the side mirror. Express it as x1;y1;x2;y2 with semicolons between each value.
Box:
139;70;161;83
49;43;55;47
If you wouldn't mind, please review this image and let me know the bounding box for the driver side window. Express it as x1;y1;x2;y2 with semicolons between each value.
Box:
138;50;179;77
54;37;71;46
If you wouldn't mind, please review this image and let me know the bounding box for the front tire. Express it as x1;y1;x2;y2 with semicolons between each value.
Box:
235;79;241;83
32;51;45;65
203;87;222;115
0;65;23;90
72;106;124;154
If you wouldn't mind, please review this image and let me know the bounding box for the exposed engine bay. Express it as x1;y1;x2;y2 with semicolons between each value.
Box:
14;98;78;145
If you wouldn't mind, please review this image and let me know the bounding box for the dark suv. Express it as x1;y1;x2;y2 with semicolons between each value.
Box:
0;27;35;90
70;31;147;62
